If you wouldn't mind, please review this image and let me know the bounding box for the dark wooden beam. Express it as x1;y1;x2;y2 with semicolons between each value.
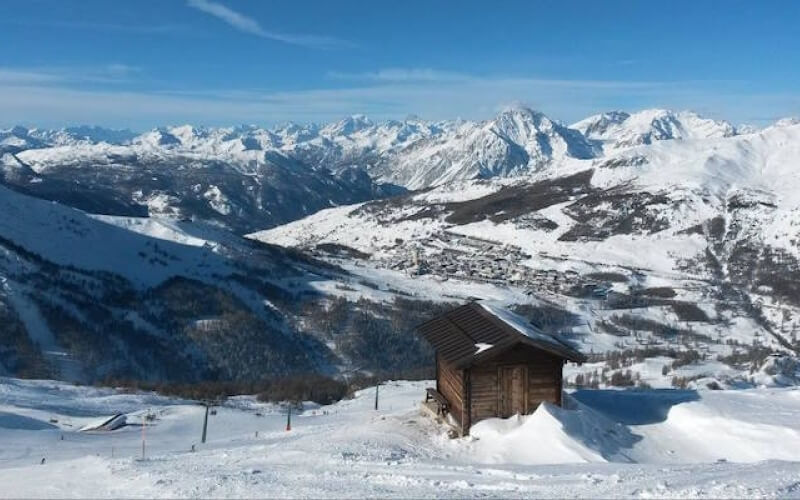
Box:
462;368;472;436
435;353;440;393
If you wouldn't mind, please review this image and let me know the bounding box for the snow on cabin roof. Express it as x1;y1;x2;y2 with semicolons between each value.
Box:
475;342;494;354
416;301;586;367
478;302;579;356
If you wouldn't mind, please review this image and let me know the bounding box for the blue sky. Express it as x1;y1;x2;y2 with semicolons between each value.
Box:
1;0;799;129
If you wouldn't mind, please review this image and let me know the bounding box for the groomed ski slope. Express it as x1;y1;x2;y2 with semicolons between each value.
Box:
1;378;800;498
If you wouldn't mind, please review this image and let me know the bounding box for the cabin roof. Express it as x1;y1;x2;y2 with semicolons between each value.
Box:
417;301;586;367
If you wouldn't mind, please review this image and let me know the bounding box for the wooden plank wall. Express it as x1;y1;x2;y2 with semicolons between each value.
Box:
469;345;564;424
470;364;499;422
436;353;465;425
527;355;561;409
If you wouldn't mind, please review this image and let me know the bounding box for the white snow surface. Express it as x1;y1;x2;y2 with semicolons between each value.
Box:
1;377;800;498
0;184;230;286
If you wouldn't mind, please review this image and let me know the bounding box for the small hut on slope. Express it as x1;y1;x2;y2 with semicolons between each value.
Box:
417;301;586;436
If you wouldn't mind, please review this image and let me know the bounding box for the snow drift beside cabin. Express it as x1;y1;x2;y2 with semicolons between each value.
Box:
462;402;608;464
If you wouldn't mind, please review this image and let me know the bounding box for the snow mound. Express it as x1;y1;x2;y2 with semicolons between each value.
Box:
664;398;800;462
462;402;624;465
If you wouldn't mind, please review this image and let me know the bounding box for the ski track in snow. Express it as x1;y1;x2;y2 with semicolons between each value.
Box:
1;378;800;498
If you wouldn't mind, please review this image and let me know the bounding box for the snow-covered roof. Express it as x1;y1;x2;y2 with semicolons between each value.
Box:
478;302;582;358
417;301;586;367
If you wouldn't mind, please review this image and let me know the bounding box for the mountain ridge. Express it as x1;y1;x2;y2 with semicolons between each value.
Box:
2;107;759;191
3;108;800;388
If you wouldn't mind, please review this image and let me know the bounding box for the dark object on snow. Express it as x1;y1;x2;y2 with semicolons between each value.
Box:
417;301;586;436
81;413;127;432
40;458;46;465
201;405;209;444
425;387;449;417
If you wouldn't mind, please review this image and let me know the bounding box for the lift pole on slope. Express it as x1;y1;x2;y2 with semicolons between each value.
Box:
141;410;147;460
201;403;210;444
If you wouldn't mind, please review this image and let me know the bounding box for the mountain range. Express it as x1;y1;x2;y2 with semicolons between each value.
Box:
2;107;800;387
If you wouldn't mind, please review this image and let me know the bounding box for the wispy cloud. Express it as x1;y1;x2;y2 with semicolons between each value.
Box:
1;65;795;129
327;67;679;90
186;0;355;49
0;64;142;86
0;69;64;85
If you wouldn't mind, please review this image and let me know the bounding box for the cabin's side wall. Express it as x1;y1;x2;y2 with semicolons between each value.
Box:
469;345;564;424
436;353;465;426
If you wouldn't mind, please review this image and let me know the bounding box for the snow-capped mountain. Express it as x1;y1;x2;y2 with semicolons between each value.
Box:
252;121;800;387
5;106;603;231
0;126;46;154
2;129;398;233
0;125;137;154
279;107;598;189
772;116;800;128
572;109;737;150
361;107;598;189
1;107;799;388
1;107;746;217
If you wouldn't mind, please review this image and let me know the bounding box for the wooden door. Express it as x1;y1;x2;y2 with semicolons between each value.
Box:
498;365;527;417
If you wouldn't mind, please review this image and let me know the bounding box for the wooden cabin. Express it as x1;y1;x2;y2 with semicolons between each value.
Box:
417;301;586;436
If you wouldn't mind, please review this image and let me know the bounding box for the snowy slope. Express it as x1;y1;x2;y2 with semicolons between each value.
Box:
1;377;800;498
0;184;370;382
0;184;230;286
0;183;522;383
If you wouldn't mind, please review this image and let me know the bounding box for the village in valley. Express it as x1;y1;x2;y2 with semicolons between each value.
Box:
353;230;597;301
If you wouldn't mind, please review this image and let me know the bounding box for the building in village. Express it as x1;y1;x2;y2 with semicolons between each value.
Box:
417;301;586;436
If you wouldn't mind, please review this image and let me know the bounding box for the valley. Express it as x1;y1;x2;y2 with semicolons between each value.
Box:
2;107;800;391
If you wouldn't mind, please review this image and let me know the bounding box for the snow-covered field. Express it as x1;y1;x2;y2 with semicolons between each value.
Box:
2;377;800;498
